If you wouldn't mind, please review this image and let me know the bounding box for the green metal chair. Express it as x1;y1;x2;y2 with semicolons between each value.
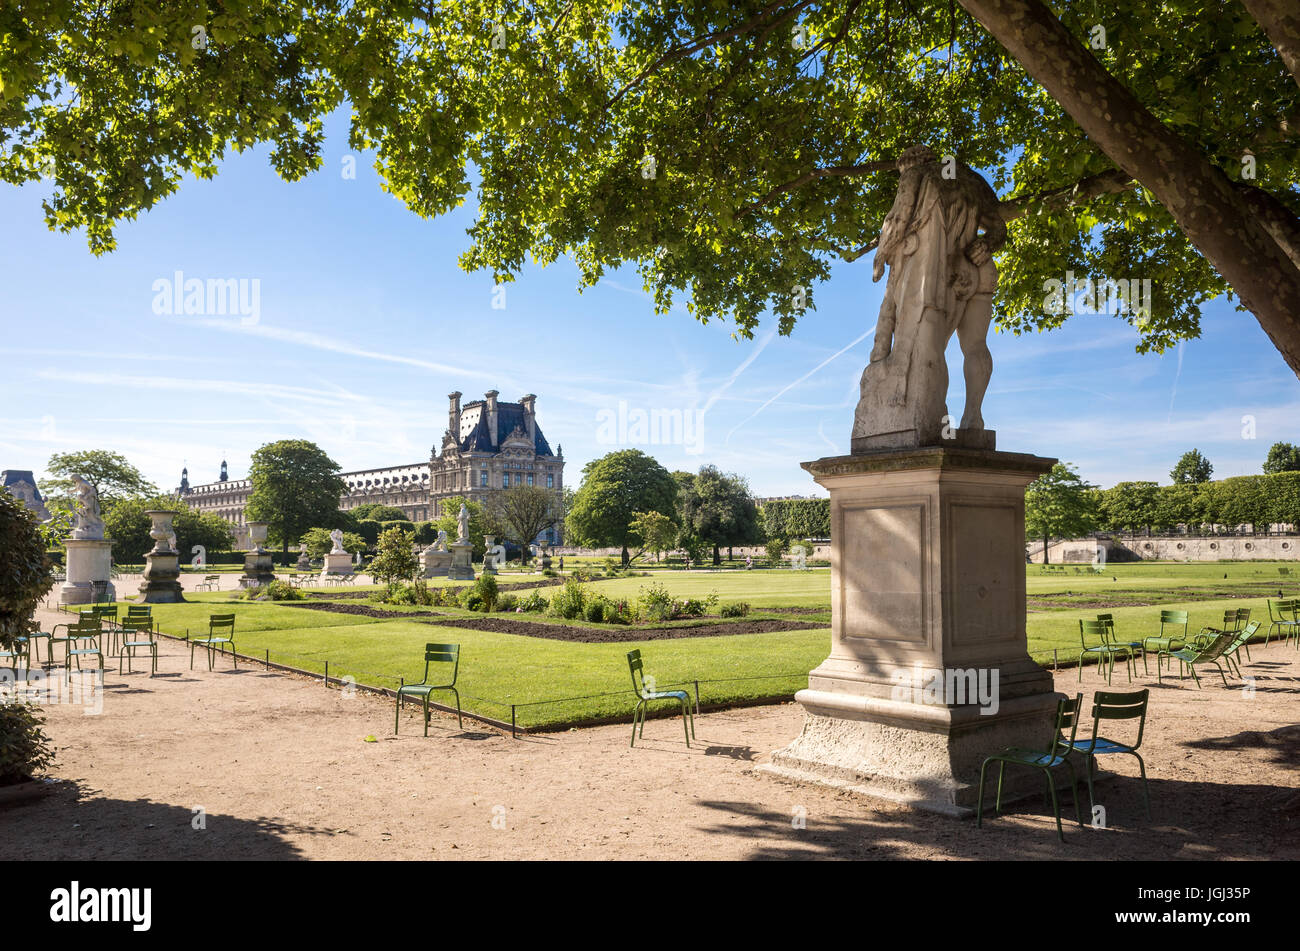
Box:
1266;599;1300;647
1078;619;1133;684
62;622;104;681
1221;620;1261;678
1142;609;1189;658
394;643;462;735
123;604;158;634
1234;608;1253;660
977;693;1084;843
1157;629;1237;688
627;649;696;747
118;621;158;676
1096;613;1147;675
50;616;103;667
1067;689;1152;821
191;614;237;670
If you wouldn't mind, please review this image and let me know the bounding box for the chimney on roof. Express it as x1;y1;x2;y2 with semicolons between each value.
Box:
520;393;537;443
448;391;462;440
485;390;499;446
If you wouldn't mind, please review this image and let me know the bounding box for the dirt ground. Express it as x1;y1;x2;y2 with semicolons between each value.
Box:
3;604;1297;860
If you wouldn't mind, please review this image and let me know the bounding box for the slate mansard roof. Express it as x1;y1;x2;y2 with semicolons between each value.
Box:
453;400;555;457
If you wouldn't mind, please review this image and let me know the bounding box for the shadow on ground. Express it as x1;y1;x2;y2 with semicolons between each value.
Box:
0;780;332;860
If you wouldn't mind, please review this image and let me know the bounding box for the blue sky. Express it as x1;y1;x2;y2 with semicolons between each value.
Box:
1;110;1297;498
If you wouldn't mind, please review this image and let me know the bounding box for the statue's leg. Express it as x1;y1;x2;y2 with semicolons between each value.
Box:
957;292;994;431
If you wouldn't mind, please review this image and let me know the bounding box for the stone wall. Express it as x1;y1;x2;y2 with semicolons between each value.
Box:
1029;535;1300;563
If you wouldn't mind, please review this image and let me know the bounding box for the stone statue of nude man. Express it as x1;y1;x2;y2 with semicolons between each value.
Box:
853;145;1006;449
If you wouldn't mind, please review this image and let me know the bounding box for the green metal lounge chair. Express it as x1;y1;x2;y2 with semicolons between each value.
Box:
1266;599;1300;647
977;693;1084;843
1078;619;1133;684
1142;609;1189;656
190;614;237;670
1067;689;1152;821
1157;629;1237;688
1234;608;1253;660
118;621;158;675
1096;613;1147;675
1220;620;1261;678
627;648;696;747
394;643;462;735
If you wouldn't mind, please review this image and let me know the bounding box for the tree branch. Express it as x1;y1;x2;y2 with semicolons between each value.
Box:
998;168;1135;221
1240;0;1300;92
737;160;897;216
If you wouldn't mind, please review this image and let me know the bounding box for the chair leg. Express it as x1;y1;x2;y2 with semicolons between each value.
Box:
1044;769;1064;843
394;693;401;735
423;696;430;737
630;701;642;747
1064;759;1083;827
1133;752;1152;820
680;698;691;747
995;761;1007;812
451;687;462;729
976;760;991;829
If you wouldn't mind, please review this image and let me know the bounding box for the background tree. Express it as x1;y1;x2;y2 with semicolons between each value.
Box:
566;450;677;566
102;496;235;564
369;527;419;587
490;484;559;564
10;3;1300;373
1024;463;1098;561
629;510;677;563
1154;483;1205;534
44;450;156;511
1264;441;1300;474
244;440;346;554
300;527;366;559
349;502;407;522
434;496;498;561
760;498;832;543
1099;481;1161;535
1170;449;1213;484
676;465;763;565
0;492;52;651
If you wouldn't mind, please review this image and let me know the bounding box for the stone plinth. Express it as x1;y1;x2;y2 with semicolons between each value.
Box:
60;538;116;605
759;446;1061;816
321;552;352;577
239;521;277;589
447;541;476;581
421;549;452;578
138;511;185;603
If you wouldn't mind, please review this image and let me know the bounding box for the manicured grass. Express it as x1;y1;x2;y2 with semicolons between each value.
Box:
77;559;1298;729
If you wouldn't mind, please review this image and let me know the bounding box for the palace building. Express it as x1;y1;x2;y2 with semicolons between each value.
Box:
178;389;565;545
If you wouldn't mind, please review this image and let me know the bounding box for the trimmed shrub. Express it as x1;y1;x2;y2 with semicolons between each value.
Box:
549;578;587;620
0;702;56;786
1;493;52;651
240;579;303;601
471;574;499;612
720;601;751;618
356;519;383;547
637;582;675;622
516;591;548;613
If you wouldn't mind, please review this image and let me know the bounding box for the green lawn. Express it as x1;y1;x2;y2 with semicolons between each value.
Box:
82;561;1297;730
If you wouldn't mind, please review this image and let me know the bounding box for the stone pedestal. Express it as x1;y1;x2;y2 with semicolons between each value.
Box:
421;549;452;578
482;535;498;575
138;510;185;603
447;541;476;581
239;521;277;589
321;552;352;577
61;538;116;605
759;446;1060;816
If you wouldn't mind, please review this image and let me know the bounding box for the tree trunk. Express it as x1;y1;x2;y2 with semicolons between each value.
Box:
621;544;629;567
712;544;721;566
959;0;1300;377
1043;532;1049;564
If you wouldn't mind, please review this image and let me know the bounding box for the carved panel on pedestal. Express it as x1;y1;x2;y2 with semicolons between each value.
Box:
838;502;927;643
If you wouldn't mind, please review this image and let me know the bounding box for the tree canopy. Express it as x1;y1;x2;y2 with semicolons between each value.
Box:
490;484;560;561
1170;448;1213;484
1264;441;1300;474
675;465;762;564
102;495;235;563
6;2;1300;371
244;439;346;552
566;449;677;564
1024;462;1097;559
44;449;157;510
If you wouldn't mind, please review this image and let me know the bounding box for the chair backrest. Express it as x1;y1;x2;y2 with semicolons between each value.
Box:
1235;608;1251;626
1095;613;1118;644
421;643;460;684
1159;610;1189;637
209;613;236;635
1228;620;1260;654
1047;693;1084;756
1080;688;1149;753
1268;599;1294;621
1079;619;1109;645
627;649;648;696
1193;629;1238;661
1221;609;1237;630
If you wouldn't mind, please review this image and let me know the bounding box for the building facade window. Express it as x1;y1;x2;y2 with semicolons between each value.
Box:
503;473;510;488
527;474;534;486
480;470;488;487
546;474;554;488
